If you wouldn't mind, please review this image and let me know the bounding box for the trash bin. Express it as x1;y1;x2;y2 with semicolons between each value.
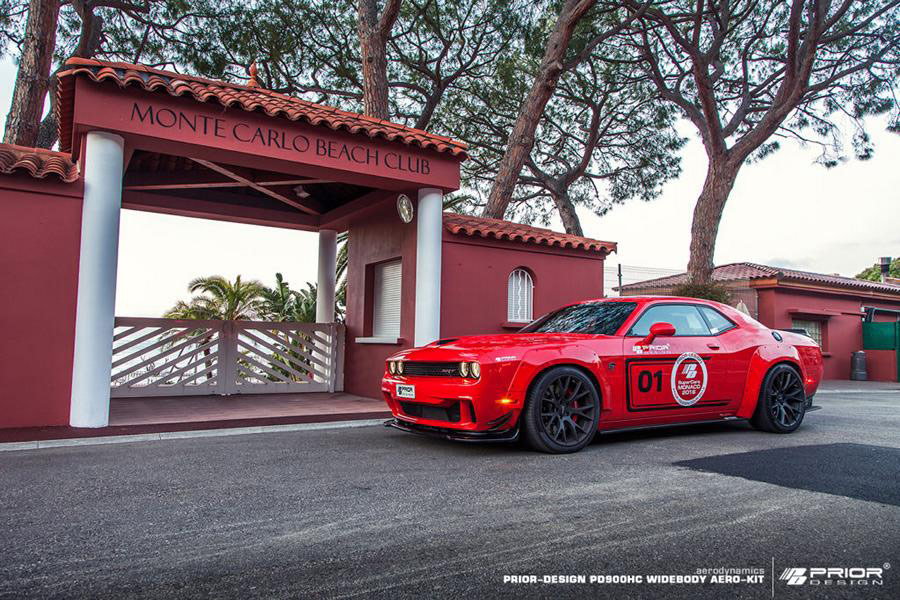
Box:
850;351;867;381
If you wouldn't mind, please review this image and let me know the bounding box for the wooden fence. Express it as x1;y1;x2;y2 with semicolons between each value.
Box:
110;317;344;397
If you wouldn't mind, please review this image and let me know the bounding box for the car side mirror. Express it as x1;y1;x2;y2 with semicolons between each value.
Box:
642;322;676;345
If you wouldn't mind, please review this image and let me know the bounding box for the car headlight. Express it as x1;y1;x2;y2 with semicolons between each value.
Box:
396;361;404;375
388;361;396;374
458;361;480;379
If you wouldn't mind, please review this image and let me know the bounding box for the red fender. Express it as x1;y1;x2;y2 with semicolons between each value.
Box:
505;345;611;409
736;345;803;419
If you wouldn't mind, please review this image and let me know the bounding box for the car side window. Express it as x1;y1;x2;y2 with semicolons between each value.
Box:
698;306;736;334
628;305;712;337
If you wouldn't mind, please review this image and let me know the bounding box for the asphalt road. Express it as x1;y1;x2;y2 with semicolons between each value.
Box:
1;388;898;600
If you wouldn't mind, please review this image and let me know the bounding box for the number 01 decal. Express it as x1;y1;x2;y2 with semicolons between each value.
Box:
671;352;708;406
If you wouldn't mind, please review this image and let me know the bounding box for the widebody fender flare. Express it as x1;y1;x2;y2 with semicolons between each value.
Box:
736;345;804;419
505;346;612;409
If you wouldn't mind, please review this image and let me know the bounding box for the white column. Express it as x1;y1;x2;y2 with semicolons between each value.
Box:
315;229;338;387
70;132;125;427
414;188;443;347
316;229;338;323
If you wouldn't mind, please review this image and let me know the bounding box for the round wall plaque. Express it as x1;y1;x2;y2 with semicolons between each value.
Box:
397;194;414;223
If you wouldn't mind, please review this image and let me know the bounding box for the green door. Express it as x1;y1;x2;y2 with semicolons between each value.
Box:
862;321;900;382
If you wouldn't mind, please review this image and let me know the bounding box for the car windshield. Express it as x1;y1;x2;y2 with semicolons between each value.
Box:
519;301;637;335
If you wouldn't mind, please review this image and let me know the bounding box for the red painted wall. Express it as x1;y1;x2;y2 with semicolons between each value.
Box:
757;286;900;381
345;214;610;398
440;235;606;338
343;203;418;399
0;176;83;428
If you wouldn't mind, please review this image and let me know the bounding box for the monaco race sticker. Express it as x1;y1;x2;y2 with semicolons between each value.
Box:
671;352;708;406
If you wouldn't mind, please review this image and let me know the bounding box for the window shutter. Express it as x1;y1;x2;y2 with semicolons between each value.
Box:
507;269;533;322
373;260;402;338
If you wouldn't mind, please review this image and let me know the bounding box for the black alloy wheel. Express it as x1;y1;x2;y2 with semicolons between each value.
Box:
523;366;600;453
751;364;807;433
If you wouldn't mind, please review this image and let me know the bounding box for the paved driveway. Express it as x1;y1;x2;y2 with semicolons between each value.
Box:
1;387;898;599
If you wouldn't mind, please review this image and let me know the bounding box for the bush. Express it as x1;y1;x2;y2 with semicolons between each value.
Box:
671;282;732;304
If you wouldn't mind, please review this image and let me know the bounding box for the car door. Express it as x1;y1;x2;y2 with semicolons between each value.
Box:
619;303;736;423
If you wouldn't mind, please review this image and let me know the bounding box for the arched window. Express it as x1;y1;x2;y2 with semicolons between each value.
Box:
507;268;534;323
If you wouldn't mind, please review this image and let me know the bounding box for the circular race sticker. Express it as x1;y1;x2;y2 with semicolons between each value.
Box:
670;352;708;406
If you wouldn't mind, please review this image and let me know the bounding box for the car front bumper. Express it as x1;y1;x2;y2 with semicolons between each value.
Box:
383;418;520;443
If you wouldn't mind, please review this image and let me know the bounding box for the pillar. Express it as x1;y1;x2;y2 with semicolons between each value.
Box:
414;188;443;347
69;132;125;427
315;229;338;386
316;229;338;324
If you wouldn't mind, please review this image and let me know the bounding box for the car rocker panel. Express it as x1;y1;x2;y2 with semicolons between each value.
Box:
382;296;824;454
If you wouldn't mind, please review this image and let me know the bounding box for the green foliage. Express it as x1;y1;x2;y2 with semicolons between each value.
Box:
165;275;265;321
451;4;685;227
165;270;346;323
0;0;26;59
856;258;900;281
629;1;900;167
671;282;732;304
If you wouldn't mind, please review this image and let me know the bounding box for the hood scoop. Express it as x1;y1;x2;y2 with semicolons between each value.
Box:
433;338;459;346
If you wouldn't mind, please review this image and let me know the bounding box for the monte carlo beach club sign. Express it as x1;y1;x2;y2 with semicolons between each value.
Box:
71;80;460;188
130;101;431;175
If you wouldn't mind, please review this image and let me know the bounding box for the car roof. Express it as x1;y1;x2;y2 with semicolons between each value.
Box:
569;295;726;307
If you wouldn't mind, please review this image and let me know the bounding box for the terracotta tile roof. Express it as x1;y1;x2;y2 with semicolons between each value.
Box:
443;213;616;254
619;262;900;295
55;58;468;158
0;143;79;183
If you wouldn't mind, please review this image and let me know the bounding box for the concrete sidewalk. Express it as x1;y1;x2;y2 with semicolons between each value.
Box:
817;379;900;393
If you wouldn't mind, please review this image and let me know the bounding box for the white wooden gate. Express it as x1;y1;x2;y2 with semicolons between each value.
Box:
110;317;344;397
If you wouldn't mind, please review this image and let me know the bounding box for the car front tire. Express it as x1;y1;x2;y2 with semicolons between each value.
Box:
522;366;600;454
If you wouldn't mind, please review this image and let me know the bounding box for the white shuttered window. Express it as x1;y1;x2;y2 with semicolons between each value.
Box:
373;260;402;338
507;269;533;322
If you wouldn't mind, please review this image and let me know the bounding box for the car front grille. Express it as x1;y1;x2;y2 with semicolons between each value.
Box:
399;401;461;422
402;361;461;377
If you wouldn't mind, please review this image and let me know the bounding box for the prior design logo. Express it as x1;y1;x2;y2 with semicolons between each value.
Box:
779;566;887;586
632;343;670;355
670;352;707;406
780;568;808;585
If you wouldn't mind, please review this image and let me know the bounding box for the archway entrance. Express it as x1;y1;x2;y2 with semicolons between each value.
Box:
52;58;464;428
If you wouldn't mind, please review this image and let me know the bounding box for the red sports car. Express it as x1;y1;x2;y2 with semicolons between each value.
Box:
382;296;824;453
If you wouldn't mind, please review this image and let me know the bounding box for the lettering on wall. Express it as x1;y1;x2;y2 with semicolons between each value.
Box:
130;102;431;175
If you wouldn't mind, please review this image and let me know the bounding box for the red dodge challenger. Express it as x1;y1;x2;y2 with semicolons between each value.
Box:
382;297;824;453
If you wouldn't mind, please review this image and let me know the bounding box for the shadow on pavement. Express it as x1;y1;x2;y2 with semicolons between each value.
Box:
675;443;900;506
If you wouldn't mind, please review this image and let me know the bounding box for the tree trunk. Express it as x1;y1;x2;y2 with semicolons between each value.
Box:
482;0;596;219
686;157;742;284
358;0;400;120
35;4;104;149
3;0;61;147
551;190;583;236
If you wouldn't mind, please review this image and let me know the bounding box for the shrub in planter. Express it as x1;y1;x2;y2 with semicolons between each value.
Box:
672;282;732;304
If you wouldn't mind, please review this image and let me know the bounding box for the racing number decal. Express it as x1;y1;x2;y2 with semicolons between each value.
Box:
670;352;708;406
627;353;713;410
637;370;663;393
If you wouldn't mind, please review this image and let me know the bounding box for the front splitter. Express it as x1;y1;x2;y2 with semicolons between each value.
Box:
384;418;519;443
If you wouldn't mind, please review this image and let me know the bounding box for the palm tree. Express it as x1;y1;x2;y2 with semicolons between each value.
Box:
259;273;297;322
290;282;320;323
182;275;265;321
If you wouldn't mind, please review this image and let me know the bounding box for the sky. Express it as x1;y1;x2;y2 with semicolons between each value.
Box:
1;56;898;316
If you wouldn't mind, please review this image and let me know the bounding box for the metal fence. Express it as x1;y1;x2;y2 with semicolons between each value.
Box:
110;317;344;397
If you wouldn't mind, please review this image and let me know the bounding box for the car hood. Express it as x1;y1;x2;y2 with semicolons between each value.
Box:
393;332;611;361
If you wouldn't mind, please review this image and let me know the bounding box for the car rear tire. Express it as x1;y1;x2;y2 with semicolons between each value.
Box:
751;364;806;433
522;366;600;454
